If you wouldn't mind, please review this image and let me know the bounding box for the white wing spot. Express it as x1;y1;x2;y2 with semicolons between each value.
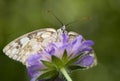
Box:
13;55;18;60
11;48;18;54
41;32;51;38
20;37;29;47
37;32;42;36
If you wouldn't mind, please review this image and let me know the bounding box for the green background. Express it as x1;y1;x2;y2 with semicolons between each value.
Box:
0;0;120;81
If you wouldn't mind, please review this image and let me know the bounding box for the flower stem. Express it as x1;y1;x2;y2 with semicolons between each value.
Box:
60;67;72;81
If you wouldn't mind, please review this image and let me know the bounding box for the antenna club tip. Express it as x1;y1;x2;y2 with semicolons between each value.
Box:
82;17;92;21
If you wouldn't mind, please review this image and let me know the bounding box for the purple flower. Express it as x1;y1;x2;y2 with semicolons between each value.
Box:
27;33;96;81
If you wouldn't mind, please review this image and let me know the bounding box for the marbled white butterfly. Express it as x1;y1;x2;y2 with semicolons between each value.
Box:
3;25;85;65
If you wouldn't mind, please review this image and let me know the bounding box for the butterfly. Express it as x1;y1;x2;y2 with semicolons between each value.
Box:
3;25;97;67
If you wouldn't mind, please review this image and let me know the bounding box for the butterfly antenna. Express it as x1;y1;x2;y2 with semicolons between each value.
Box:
47;10;64;26
65;17;92;27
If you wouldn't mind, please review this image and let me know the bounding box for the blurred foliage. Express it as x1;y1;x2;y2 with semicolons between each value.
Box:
0;0;120;81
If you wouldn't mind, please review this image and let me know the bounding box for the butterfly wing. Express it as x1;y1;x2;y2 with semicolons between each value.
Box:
3;28;57;65
3;28;97;67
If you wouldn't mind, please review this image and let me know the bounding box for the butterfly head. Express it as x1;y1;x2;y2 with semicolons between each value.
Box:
61;25;66;32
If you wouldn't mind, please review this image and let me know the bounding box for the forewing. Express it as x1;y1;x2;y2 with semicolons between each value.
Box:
3;28;57;65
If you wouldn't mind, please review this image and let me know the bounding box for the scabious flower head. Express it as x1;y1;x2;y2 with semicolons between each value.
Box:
27;33;96;81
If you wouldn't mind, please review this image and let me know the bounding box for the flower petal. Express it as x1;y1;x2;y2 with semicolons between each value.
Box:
82;40;94;47
30;73;41;81
44;45;55;55
27;65;41;78
74;40;94;56
66;35;83;55
27;54;45;81
27;54;42;66
77;55;94;67
48;43;65;58
62;33;68;44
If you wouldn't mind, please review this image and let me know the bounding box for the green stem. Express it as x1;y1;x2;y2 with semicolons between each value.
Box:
60;67;72;81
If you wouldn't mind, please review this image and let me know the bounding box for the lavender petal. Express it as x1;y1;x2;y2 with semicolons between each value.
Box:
77;55;94;67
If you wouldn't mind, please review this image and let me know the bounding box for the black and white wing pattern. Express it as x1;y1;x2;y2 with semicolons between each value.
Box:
3;28;58;65
3;27;97;67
